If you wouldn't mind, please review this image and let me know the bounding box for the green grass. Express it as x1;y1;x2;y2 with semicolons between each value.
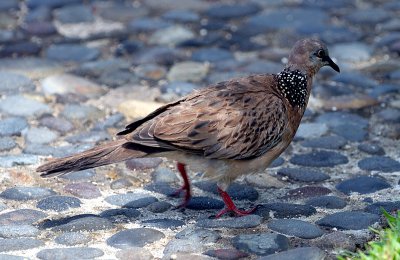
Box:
338;209;400;260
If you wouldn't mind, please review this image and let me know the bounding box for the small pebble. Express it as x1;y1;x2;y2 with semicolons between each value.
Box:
36;196;81;212
100;208;140;224
306;196;347;209
232;233;289;256
0;209;47;225
142;218;185;229
54;232;91;246
0;238;43;252
107;228;165;249
268;219;324;239
64;182;101;199
196;215;262;229
37;247;104;260
0;187;56;201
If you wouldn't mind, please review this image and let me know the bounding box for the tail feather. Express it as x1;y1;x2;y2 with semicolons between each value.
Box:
37;140;147;177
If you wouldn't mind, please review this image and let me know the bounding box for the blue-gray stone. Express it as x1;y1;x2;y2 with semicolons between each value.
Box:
0;209;47;225
306;196;347;209
0;238;43;252
65;131;110;144
376;108;400;123
255;203;316;218
25;6;51;22
247;8;329;32
105;193;153;207
129;18;171;32
358;143;385;155
232;233;289;256
204;248;249;259
142;218;185;229
346;8;389;25
186;197;224;210
0;41;41;57
39;116;73;133
110;178;133;190
40;214;114;232
206;3;259;19
0;137;16;151
196;215;262;229
107;228;165;249
54;232;91;246
37;196;81;211
122;197;158;209
93;113;124;130
54;4;94;24
268;219;324;239
194;181;258;201
331;42;372;62
162;10;199;22
175;227;220;243
336;176;390;195
332;72;378;89
151;167;179;183
0;117;28;136
161;81;199;96
27;0;81;9
0;72;35;94
61;104;102;121
301;135;347;150
25;127;59;144
147;201;172;213
285;186;331;199
145;182;176;196
0;254;25;260
316;211;380;230
46;44;100;62
0;0;18;10
0;225;39;238
269;157;284;168
99;208;140;223
315;112;369;128
320;26;362;44
61;169;95;180
192;48;233;62
331;123;367;142
37;247;104;260
1;186;56;200
277;168;330;182
0;154;39;167
364;201;400;215
258;247;326;260
0;95;51;117
358;156;400;172
290;151;348;167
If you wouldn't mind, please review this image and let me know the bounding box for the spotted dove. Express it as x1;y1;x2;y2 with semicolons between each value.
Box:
37;38;340;217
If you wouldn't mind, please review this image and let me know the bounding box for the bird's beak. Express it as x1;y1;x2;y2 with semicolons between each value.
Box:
323;56;340;73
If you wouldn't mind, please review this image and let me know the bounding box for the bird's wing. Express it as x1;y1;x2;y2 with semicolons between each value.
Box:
123;75;288;160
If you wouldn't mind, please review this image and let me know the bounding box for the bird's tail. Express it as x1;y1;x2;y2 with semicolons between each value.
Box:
36;139;147;178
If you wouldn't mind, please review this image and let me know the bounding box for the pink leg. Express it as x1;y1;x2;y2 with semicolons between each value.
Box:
216;187;257;218
174;162;192;208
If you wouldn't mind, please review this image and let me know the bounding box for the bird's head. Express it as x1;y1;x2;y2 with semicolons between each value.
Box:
287;38;340;76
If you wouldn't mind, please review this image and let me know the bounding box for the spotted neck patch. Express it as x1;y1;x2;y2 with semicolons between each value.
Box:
276;68;308;108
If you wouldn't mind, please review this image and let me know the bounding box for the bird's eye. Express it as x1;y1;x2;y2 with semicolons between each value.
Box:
316;49;325;58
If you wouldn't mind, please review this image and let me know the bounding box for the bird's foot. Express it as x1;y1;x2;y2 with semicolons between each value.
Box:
215;187;257;218
173;162;192;209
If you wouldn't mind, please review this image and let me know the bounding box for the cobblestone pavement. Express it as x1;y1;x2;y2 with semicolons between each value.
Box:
0;0;399;259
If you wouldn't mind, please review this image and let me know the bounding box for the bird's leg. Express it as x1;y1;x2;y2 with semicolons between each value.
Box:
173;162;192;208
215;187;257;218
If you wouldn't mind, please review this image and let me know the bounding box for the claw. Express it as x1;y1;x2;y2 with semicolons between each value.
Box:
215;187;257;218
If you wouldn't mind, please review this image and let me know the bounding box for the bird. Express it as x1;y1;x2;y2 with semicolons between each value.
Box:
37;38;340;218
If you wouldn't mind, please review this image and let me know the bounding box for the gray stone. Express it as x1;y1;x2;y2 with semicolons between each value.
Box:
268;219;324;239
365;201;400;215
0;254;25;260
125;158;163;170
105;193;152;207
196;215;262;229
331;42;372;62
37;196;81;211
116;248;154;260
0;95;51;117
255;203;316;218
232;233;289;256
46;44;100;62
0;238;43;252
27;0;81;9
41;215;114;232
167;61;208;82
39;116;74;133
358;143;385;155
194;181;258;201
186;197;224;210
152;167;179;183
175;227;220;243
55;232;91;246
37;248;104;260
107;228;165;249
0;154;39;167
54;4;94;24
147;201;172;213
192;48;233;62
290;151;348;167
277;168;330;182
0;187;56;200
25;127;59;144
64;182;102;199
61;104;103;121
0;117;28;136
301;135;347;150
206;3;259;19
149;26;194;46
163;239;205;256
358;156;400;172
0;137;16;151
142;218;185;229
0;72;35;94
110;179;134;190
336;176;391;195
0;209;47;225
306;196;347;209
258;247;326;260
61;169;95;180
295;123;328;139
0;225;40;238
316;211;380;230
100;208;140;224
